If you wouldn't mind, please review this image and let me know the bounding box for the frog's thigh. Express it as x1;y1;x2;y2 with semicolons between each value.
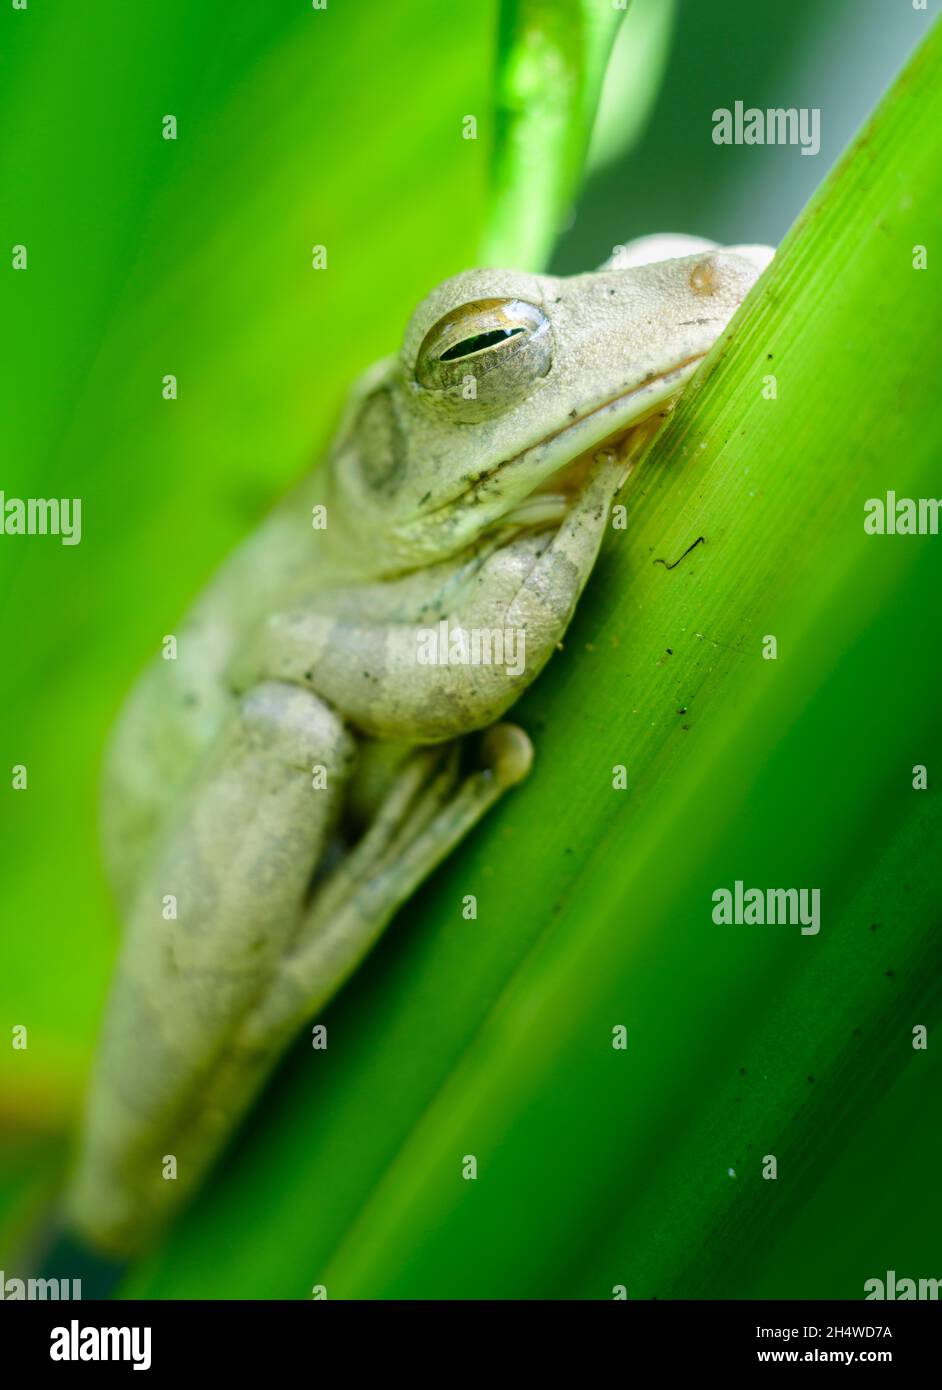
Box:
242;722;533;1044
68;680;355;1253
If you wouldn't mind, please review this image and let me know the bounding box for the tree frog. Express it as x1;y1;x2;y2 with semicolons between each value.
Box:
66;235;771;1255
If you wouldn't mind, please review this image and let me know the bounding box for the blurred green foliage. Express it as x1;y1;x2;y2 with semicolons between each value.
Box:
483;0;626;268
2;0;940;1298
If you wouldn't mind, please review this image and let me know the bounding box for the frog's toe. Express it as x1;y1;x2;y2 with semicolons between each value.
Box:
480;722;534;788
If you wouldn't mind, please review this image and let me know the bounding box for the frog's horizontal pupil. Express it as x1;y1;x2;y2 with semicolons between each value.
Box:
439;326;526;362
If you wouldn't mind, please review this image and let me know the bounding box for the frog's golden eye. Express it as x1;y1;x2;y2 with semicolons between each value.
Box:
415;298;552;406
438;325;525;362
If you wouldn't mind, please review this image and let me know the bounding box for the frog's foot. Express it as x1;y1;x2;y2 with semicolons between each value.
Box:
244;723;533;1045
602;234;774;275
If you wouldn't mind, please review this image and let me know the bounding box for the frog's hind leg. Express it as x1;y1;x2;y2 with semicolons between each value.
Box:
240;722;533;1047
66;680;356;1255
69;719;532;1254
146;726;532;1206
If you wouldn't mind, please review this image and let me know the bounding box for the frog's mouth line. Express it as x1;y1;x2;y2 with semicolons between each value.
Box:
414;351;705;535
496;352;706;528
419;353;708;530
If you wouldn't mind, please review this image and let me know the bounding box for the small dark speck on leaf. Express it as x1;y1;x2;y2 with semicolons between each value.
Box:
885;969;895;978
870;923;879;931
739;1066;747;1075
654;536;704;570
677;706;687;715
666;648;673;655
807;1075;815;1084
304;670;313;681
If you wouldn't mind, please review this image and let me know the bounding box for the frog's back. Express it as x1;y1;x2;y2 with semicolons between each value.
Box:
102;479;338;907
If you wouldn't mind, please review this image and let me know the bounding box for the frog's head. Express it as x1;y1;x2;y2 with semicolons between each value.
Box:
329;248;770;573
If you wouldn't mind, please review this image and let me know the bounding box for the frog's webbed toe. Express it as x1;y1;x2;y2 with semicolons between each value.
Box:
254;725;534;1041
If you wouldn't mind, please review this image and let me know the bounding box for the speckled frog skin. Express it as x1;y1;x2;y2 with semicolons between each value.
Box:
67;235;770;1254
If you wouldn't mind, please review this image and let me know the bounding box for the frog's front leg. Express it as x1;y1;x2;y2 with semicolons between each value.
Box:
232;455;620;743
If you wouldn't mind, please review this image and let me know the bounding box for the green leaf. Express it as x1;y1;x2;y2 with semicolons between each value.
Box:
125;18;942;1298
482;0;628;269
587;0;676;176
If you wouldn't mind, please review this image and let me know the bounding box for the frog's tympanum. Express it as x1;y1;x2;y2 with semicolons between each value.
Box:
67;235;772;1254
